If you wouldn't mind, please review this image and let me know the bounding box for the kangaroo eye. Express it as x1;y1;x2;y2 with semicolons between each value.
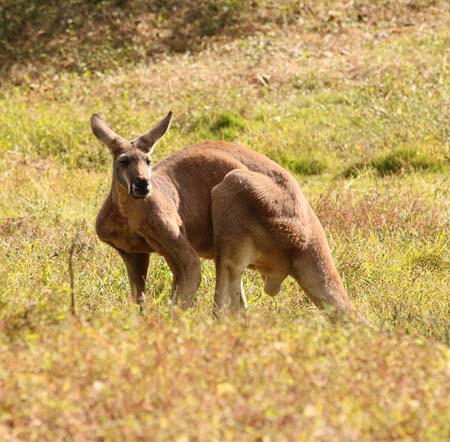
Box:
119;158;130;167
145;158;151;166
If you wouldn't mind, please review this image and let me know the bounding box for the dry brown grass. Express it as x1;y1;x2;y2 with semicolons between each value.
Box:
314;180;450;238
2;0;448;88
0;315;449;442
26;13;447;114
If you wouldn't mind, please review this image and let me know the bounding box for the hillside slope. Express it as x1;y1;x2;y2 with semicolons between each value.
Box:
0;2;449;441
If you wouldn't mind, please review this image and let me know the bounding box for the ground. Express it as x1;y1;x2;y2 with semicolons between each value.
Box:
0;1;449;441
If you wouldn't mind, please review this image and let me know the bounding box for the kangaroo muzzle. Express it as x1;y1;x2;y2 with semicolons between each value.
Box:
131;177;151;198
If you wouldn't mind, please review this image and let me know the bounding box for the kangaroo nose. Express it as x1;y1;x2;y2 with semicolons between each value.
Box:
133;177;150;191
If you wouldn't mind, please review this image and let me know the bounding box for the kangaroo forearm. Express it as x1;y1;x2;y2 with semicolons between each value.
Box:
118;251;150;305
172;259;201;309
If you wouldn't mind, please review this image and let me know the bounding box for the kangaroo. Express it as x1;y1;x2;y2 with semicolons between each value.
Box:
92;111;366;323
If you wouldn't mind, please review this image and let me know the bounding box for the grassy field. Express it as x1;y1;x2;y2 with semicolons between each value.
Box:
0;1;449;441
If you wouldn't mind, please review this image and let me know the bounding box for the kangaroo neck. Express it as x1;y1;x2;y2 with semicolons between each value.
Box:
111;183;133;217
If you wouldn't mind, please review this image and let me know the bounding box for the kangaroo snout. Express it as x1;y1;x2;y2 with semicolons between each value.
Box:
131;177;151;198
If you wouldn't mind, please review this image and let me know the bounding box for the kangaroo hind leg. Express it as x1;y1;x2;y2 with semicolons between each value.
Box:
213;254;248;317
291;245;355;321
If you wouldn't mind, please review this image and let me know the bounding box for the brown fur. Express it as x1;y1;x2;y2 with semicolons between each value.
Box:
92;112;367;323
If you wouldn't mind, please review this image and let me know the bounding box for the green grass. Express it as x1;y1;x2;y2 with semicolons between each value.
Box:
1;2;450;440
344;148;448;178
372;148;446;176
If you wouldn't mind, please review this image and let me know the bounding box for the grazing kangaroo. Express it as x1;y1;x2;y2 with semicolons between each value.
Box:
92;111;366;323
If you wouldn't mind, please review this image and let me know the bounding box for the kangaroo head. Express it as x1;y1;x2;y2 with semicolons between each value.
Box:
91;111;172;199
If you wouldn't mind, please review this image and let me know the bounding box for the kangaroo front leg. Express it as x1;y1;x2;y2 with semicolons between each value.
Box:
118;251;150;308
164;253;201;309
139;220;201;310
165;250;201;309
154;233;201;309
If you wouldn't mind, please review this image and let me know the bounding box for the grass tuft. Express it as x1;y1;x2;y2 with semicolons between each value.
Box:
210;111;245;132
192;111;248;141
278;154;327;176
343;148;448;177
372;148;446;176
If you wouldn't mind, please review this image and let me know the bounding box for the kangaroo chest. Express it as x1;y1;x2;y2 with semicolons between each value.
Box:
96;201;151;254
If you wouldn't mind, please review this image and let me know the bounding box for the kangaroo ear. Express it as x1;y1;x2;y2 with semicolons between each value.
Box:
91;114;127;153
134;111;173;153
